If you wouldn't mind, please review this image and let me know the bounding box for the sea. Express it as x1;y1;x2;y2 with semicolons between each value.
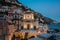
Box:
48;23;60;30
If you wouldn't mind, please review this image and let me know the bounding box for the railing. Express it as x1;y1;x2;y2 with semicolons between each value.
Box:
0;14;6;20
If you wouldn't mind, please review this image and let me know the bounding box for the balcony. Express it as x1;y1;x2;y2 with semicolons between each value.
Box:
12;17;23;21
8;10;13;14
0;8;8;12
0;6;9;12
0;14;6;20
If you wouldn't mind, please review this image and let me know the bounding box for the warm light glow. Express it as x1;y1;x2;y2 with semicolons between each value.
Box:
8;35;11;40
30;23;33;29
32;13;34;19
24;22;27;29
23;12;34;20
24;14;25;19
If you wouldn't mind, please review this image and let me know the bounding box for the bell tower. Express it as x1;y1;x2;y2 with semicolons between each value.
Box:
24;10;34;20
23;10;34;30
23;10;39;30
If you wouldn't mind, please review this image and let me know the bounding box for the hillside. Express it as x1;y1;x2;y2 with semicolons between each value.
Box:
0;0;59;24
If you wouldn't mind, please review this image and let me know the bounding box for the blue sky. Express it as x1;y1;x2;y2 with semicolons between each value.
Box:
18;0;60;22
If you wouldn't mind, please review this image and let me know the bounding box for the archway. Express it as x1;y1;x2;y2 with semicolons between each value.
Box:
11;35;20;40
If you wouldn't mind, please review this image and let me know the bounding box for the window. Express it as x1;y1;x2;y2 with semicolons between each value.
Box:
34;26;36;30
26;21;30;22
0;14;6;20
0;15;4;17
21;26;23;30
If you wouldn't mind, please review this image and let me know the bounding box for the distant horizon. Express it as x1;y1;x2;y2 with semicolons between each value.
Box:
18;0;60;22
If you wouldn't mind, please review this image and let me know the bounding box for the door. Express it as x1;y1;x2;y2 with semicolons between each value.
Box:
34;26;36;30
27;24;30;30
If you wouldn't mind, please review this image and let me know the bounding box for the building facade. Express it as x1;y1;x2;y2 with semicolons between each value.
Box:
0;0;48;40
22;10;39;30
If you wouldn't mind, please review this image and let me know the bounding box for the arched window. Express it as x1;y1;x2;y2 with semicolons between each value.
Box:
11;35;20;40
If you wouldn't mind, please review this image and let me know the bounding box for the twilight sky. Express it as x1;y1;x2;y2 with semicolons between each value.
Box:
18;0;60;22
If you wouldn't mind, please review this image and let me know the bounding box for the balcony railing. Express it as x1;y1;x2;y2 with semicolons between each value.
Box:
0;14;6;20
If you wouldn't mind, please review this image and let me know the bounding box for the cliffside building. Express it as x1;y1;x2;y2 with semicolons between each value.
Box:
0;0;48;40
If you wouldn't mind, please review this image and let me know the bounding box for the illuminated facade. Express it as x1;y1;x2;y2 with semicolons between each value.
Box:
0;0;48;40
23;10;39;30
